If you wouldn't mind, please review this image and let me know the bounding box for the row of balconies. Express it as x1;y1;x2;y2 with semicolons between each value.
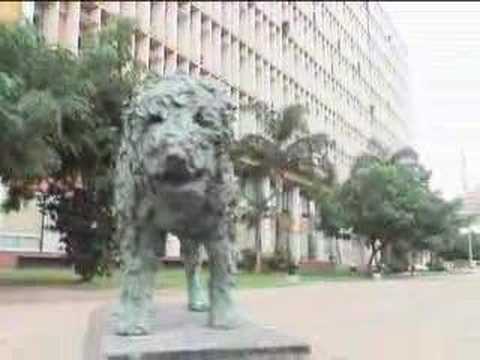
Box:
33;1;408;159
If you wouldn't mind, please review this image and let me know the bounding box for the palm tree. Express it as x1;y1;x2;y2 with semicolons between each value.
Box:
232;101;336;272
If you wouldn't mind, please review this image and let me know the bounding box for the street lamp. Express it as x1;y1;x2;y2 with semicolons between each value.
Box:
460;226;476;268
37;180;50;253
468;231;474;268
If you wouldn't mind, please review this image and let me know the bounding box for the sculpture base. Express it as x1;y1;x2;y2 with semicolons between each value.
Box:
84;303;311;360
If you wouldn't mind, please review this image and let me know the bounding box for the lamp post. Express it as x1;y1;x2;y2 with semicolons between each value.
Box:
460;226;475;268
468;230;474;268
38;180;49;253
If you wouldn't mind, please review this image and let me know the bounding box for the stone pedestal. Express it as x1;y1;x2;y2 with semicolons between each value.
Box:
84;303;311;360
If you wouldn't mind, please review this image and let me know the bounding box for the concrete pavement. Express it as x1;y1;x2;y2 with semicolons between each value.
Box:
2;273;480;359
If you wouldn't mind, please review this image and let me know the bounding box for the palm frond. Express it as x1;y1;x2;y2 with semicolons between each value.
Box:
274;104;308;143
285;132;332;159
231;134;280;178
366;137;389;159
389;146;419;164
283;132;336;184
319;159;337;186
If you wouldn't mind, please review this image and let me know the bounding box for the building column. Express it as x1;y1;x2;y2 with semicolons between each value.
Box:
308;200;319;259
221;32;231;81
260;177;273;254
212;24;221;75
151;2;165;42
190;8;201;64
43;2;59;45
63;2;80;54
165;2;178;50
177;2;191;57
135;2;150;69
22;1;35;23
120;2;136;18
289;186;302;266
200;17;212;71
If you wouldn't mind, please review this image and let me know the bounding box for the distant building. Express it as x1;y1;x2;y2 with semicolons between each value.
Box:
0;2;33;24
461;185;480;217
0;2;410;267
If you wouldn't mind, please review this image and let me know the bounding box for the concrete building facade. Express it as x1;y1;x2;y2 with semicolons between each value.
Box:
0;2;409;267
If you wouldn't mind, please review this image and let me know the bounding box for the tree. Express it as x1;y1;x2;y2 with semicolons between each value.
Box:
350;139;427;180
346;141;439;269
232;101;335;272
0;18;142;280
303;175;349;240
0;22;85;209
436;232;480;261
412;196;471;264
235;176;273;273
303;180;354;266
340;160;429;272
341;139;468;273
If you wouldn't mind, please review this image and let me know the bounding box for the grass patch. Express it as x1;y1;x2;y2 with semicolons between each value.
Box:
0;266;369;290
0;267;81;287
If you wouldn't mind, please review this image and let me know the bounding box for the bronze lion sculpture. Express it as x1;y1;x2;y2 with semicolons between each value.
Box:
113;74;240;336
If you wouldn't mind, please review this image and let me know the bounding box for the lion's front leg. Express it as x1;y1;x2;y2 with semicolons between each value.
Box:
182;239;209;312
114;225;163;336
204;222;243;329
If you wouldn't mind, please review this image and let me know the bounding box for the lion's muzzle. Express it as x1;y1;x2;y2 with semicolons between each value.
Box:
163;147;191;182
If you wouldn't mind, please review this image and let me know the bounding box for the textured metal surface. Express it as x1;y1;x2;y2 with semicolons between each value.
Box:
113;74;241;335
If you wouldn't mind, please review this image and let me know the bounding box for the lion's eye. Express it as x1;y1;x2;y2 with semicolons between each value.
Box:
193;112;205;125
194;112;216;130
149;114;164;123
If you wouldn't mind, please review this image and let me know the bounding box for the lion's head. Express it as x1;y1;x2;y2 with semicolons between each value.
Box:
121;74;236;234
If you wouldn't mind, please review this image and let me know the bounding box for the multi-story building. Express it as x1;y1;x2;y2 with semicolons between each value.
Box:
0;2;410;267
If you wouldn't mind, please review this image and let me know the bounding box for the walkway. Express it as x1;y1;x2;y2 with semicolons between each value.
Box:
2;273;480;359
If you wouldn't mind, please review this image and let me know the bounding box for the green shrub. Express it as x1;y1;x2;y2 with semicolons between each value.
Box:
265;250;290;271
238;248;292;272
427;261;446;272
238;248;257;272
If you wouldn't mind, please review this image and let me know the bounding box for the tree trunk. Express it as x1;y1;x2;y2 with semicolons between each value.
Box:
410;251;416;275
335;237;343;265
39;205;45;253
367;242;379;273
254;219;262;273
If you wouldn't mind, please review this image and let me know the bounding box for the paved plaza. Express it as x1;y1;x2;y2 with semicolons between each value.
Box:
2;273;480;359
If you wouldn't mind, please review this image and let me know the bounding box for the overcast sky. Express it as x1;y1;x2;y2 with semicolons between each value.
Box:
383;2;480;199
